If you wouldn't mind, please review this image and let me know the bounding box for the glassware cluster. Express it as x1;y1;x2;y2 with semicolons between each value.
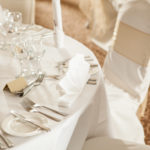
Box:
0;5;48;78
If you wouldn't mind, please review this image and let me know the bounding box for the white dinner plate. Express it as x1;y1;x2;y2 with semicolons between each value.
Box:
1;112;48;137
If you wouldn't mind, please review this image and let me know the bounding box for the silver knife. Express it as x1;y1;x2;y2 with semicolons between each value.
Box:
0;130;14;148
10;111;50;132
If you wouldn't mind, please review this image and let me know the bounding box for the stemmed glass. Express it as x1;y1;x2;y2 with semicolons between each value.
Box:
0;11;23;51
11;35;29;77
26;37;47;76
3;11;22;34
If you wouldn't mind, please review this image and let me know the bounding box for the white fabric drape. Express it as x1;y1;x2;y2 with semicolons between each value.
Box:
79;0;117;42
83;137;150;150
102;0;150;144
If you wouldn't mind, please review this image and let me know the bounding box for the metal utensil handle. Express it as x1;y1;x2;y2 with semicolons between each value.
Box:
40;106;68;116
24;119;50;132
37;110;61;122
17;74;44;96
0;134;14;148
20;84;35;97
87;81;97;85
20;78;36;92
11;111;50;132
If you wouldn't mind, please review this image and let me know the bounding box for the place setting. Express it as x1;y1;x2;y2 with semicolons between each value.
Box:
0;38;99;150
0;97;69;149
0;0;150;150
0;51;99;148
0;3;101;150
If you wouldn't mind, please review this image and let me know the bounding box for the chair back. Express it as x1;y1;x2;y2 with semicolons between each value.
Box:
103;0;150;103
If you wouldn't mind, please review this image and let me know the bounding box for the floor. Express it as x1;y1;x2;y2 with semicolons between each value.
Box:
35;0;150;145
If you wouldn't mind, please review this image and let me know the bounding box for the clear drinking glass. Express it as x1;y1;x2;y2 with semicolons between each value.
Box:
3;11;22;34
11;11;22;33
0;11;23;51
28;37;46;75
11;35;29;77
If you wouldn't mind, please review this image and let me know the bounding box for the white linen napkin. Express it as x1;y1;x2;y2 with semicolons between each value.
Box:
58;54;90;108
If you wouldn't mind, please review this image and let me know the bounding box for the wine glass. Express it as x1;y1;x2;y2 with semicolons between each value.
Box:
27;37;46;76
2;11;22;34
0;11;23;52
11;11;22;33
11;35;29;77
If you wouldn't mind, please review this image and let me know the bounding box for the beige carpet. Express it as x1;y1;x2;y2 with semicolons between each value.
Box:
35;0;150;145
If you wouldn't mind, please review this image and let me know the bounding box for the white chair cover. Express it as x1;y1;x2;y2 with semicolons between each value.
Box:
102;0;150;143
0;0;35;24
82;137;150;150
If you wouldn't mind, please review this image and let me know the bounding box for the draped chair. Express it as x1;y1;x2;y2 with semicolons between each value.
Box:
0;0;35;24
83;0;150;149
79;0;118;51
103;0;150;142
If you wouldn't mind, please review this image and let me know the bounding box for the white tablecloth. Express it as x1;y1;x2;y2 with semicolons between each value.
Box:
0;27;111;150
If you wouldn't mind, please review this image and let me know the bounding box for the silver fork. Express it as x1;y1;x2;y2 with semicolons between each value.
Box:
21;100;62;122
22;98;68;116
0;130;14;148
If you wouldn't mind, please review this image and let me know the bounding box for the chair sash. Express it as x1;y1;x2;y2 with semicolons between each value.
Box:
114;21;150;67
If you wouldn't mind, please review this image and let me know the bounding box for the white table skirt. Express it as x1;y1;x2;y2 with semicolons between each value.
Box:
0;27;111;150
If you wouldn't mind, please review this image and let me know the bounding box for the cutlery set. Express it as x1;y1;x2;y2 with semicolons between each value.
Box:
56;55;97;68
22;98;68;117
57;55;94;67
14;98;67;130
0;55;98;149
15;56;98;97
1;98;68;149
45;74;97;85
10;110;50;132
15;74;45;97
0;98;68;149
55;55;98;85
21;99;62;122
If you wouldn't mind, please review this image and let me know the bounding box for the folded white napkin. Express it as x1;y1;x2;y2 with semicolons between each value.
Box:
58;54;90;107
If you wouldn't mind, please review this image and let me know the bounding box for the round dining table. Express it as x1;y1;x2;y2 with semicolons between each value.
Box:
0;26;111;150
